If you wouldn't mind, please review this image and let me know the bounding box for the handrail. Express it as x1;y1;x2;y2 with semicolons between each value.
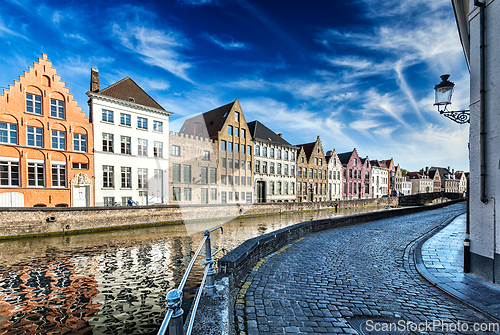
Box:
157;226;223;335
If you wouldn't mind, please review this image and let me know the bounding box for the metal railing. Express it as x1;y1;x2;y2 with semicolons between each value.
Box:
158;226;224;335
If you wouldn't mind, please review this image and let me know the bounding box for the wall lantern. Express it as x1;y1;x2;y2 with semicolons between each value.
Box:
434;74;470;124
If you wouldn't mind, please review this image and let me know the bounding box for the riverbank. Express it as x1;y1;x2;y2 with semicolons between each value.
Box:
0;197;398;240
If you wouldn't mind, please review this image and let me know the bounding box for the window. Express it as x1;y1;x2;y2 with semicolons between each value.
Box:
0;123;17;145
242;161;246;170
184;165;191;183
210;168;217;184
247;177;251;186
221;175;227;185
235;176;240;185
27;162;44;187
172;164;181;183
270;148;274;158
121;136;131;155
314;157;318;165
49;99;65;119
138;168;148;189
285;182;288;195
228;142;233;152
309;168;313;178
138;139;148;156
314;169;318;179
285;151;289;160
298;183;302;195
262;147;267;157
277;150;282;159
319;158;322;166
284;164;288;176
51;163;66;187
241;176;246;185
247;161;251;171
353;158;357;166
138;117;148;130
241;144;245;153
298;167;302;178
255;160;260;173
27;126;43;147
277;163;282;175
228;126;233;136
241;129;245;138
291;182;295;194
102;165;114;188
203;151;210;160
184;188;192;201
26;93;42;115
262;161;267;174
120;113;131;126
234;112;239;122
291;165;295;176
277;182;282;195
228;192;233;201
104;197;115;206
270;162;275;174
51;130;66;150
247;146;251;155
72;162;88;170
102;110;114;123
301;157;304;163
228;158;233;169
228;175;233;185
102;133;114;152
235;127;239;137
172;145;180;156
201;166;208;184
354;170;357;179
153;121;163;132
121;167;131;188
210;189;217;201
291;152;295;161
349;169;353;179
235;192;239;200
73;134;87;152
235;159;240;170
221;141;226;151
173;187;181;201
154;141;163;158
255;145;260;156
221;158;227;168
234;143;239;153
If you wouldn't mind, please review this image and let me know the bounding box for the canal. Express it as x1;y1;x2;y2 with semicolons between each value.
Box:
0;206;384;334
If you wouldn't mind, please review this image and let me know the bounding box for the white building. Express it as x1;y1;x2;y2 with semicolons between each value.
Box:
453;0;500;282
401;177;412;196
325;150;343;200
370;160;389;198
87;69;172;206
248;121;297;202
408;172;433;195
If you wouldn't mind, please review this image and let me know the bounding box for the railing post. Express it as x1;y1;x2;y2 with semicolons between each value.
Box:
166;289;184;335
204;230;216;296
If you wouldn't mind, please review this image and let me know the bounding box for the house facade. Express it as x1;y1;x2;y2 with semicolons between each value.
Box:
380;158;395;194
180;99;253;204
325;150;343;201
455;171;467;194
407;172;433;194
0;54;94;207
169;131;219;204
87;70;171;206
339;149;371;200
370;160;389;198
452;0;500;282
401;177;412;196
295;137;327;202
248;121;297;203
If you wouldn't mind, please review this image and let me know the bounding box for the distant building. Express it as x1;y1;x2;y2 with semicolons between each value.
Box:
370;160;389;198
455;171;467;195
407;172;433;194
87;70;171;206
394;165;403;192
296;137;327;202
247;121;297;203
325;150;343;201
338;149;371;200
379;158;395;194
180;99;253;204
401;176;412;196
169;131;219;204
429;167;459;193
0;54;94;207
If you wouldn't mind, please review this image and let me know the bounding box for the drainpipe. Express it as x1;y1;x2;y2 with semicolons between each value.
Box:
475;0;487;204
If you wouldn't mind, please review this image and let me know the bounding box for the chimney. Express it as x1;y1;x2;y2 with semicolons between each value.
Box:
452;169;455;175
425;167;429;175
91;68;99;92
448;166;451;173
278;133;282;138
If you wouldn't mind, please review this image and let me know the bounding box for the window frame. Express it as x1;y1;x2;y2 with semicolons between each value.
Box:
50;99;65;119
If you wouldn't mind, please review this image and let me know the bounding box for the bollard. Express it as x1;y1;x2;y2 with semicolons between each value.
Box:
204;230;216;296
166;289;184;335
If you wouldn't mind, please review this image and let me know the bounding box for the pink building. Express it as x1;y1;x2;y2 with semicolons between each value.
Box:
338;148;372;200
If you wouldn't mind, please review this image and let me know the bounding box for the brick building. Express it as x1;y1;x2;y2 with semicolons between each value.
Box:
339;149;372;200
296;136;327;202
169;131;219;204
180;99;253;204
0;54;94;207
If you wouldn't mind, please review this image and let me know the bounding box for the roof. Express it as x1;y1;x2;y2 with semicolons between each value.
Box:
247;120;292;147
296;141;316;160
455;172;463;179
407;172;425;179
430;167;454;179
337;151;354;166
97;77;165;110
180;100;235;138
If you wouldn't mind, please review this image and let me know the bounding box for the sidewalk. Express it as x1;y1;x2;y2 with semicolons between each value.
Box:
415;214;500;322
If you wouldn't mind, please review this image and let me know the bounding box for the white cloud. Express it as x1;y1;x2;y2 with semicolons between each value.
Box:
0;15;29;40
112;23;193;83
202;33;247;50
64;34;88;43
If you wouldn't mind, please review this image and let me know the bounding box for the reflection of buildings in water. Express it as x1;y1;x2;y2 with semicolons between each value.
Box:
0;259;99;334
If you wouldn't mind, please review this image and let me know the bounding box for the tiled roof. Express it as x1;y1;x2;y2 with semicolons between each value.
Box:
180;101;235;138
296;141;316;160
247;120;292;146
337;151;354;166
98;77;165;110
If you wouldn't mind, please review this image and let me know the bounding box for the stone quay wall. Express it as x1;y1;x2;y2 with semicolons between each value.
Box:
0;197;398;239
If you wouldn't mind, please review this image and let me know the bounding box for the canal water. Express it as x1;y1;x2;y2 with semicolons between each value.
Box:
0;206;383;334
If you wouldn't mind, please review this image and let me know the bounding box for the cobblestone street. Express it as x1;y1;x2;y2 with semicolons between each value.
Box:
235;203;500;334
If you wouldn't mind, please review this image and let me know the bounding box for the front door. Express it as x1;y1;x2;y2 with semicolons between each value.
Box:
73;186;88;207
201;188;208;204
257;181;266;203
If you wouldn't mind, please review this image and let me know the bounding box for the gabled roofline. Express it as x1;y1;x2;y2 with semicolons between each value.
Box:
87;91;172;116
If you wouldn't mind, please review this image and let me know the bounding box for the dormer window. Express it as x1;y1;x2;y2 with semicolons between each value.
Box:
129;97;135;103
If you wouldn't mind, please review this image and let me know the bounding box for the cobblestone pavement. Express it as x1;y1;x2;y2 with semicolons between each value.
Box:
235;203;500;334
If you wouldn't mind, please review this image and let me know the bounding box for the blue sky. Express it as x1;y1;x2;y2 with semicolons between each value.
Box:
0;0;469;172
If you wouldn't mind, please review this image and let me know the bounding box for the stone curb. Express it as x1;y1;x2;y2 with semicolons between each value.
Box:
413;214;500;323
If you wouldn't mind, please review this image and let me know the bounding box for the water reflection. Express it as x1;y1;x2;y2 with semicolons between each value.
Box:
0;207;381;334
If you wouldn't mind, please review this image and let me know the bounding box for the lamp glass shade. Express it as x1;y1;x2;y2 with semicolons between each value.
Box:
434;86;454;106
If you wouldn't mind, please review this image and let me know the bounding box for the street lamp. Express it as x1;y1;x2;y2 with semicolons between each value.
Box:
434;74;470;124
